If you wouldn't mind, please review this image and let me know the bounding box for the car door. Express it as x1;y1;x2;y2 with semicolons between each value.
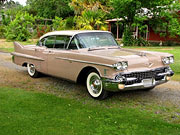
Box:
35;36;56;74
47;35;73;78
57;36;83;81
49;36;84;81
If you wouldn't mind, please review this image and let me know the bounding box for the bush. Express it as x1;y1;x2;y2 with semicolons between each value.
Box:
36;25;52;38
122;27;136;46
136;37;150;46
0;25;6;38
65;17;76;30
123;27;150;46
52;17;64;30
5;12;35;41
52;16;75;30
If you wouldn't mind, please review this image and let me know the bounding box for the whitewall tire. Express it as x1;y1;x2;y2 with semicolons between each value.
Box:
27;63;40;78
86;71;108;100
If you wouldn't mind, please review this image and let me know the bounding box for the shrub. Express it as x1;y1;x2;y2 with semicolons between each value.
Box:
123;26;150;46
0;25;6;38
122;27;136;46
52;16;75;30
136;37;150;46
36;25;52;38
52;17;64;30
5;12;35;41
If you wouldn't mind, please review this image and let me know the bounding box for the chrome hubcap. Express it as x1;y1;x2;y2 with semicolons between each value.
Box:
29;64;35;74
89;76;101;94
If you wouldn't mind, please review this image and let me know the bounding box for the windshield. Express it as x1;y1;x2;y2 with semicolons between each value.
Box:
76;32;118;48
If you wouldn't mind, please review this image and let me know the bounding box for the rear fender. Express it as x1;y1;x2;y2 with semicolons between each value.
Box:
13;42;24;52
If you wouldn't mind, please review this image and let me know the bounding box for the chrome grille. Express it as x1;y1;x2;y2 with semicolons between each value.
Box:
115;67;168;85
123;71;156;79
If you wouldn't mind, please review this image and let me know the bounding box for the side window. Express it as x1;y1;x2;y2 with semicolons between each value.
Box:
44;36;55;48
68;37;84;50
37;38;45;46
55;36;71;49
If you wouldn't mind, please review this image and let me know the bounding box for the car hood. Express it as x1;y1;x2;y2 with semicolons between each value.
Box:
85;47;172;71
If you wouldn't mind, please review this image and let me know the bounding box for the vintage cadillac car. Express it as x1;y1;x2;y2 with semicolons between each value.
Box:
11;30;174;99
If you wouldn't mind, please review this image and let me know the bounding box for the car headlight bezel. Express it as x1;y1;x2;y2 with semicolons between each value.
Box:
113;61;128;71
169;56;174;64
162;56;174;65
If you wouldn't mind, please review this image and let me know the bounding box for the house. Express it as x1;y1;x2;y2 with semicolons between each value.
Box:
107;1;180;43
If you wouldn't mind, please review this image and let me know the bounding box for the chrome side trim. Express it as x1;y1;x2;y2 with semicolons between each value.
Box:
11;52;44;61
56;57;113;68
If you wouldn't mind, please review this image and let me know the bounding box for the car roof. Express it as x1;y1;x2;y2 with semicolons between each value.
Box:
40;30;111;40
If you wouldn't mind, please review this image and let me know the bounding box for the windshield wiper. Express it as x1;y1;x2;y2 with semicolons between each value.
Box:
88;47;106;51
108;46;121;49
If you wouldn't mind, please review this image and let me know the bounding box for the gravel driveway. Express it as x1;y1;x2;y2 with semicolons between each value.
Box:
0;52;180;106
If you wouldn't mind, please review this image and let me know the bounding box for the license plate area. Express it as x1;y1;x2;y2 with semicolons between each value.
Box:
143;79;153;87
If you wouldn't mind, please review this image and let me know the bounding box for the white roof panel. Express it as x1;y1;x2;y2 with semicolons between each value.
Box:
40;30;111;40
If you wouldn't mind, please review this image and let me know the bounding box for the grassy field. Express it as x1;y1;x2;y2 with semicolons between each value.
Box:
0;39;38;53
1;87;180;135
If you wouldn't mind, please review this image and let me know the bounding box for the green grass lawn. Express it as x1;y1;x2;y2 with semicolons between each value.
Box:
0;87;180;135
0;39;38;53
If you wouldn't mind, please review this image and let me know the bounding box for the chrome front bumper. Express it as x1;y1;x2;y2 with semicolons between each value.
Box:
102;67;174;92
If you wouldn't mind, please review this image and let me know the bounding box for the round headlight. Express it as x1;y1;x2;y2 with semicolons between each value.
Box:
122;62;128;70
169;56;174;64
113;62;128;70
114;63;122;70
162;57;170;64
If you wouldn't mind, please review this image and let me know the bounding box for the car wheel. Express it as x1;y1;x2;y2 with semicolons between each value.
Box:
27;63;40;78
86;71;108;100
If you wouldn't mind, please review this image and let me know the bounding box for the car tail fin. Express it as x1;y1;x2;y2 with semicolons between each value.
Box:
13;42;24;52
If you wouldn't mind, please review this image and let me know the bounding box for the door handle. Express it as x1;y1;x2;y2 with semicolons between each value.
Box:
48;51;54;54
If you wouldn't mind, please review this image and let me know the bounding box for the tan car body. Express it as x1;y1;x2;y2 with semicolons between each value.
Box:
11;30;174;92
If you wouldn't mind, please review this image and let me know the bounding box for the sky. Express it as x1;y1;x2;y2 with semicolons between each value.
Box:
13;0;27;6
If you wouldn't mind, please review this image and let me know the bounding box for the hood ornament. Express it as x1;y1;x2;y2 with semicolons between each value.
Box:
145;62;154;68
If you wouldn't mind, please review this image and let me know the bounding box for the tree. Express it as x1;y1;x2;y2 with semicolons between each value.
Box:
70;0;111;30
112;0;177;25
52;16;75;30
70;0;111;15
0;0;20;10
75;10;107;30
26;0;74;19
149;1;180;37
0;0;7;6
5;12;35;41
111;0;180;45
